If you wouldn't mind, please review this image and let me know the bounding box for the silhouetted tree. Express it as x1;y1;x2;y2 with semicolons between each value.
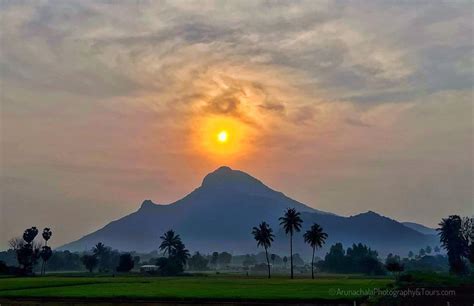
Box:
159;230;181;258
39;246;52;275
419;248;426;257
408;251;414;259
425;246;432;255
10;227;41;275
217;252;232;268
188;252;209;271
40;228;52;275
93;242;113;272
279;208;303;279
385;254;404;276
303;223;328;279
438;215;469;274
271;254;276;266
116;253;134;272
81;254;98;272
252;222;275;278
211;252;219;269
434;246;440;254
283;256;288;268
156;230;189;275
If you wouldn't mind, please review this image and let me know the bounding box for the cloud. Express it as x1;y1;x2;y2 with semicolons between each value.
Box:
0;0;472;248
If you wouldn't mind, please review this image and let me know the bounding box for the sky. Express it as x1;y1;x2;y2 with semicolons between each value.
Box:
1;1;473;249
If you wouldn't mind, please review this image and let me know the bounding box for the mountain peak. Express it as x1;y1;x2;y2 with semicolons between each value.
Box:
201;166;267;192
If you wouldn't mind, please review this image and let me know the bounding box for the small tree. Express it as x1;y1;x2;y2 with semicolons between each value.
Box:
81;254;98;273
40;228;52;275
303;223;328;279
116;253;134;272
39;246;52;275
425;246;432;255
252;222;275;278
385;255;404;276
279;208;303;279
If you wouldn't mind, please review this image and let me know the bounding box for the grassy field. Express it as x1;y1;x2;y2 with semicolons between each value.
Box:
0;274;393;302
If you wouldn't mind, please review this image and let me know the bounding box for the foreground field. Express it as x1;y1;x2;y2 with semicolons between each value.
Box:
0;275;392;302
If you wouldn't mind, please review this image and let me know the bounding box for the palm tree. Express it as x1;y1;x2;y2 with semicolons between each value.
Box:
172;241;190;266
438;215;468;274
279;208;303;279
252;222;275;278
41;228;52;275
159;230;181;257
303;223;328;279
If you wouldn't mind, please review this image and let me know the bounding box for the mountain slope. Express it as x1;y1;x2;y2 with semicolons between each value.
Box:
402;222;437;235
60;166;437;256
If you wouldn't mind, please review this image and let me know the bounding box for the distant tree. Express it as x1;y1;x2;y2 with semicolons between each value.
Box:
40;228;52;275
252;222;275;278
425;246;432;255
116;253;134;272
188;252;209;271
279;208;303;279
419;248;426;257
159;230;181;257
271;254;276;266
243;255;256;268
39;246;52;275
438;215;469;274
210;252;219;269
385;255;404;276
408;251;414;259
322;243;346;273
42;228;52;245
434;246;440;254
217;252;232;268
81;254;98;273
303;223;328;279
156;230;189;276
10;227;41;275
93;242;113;272
283;256;288;268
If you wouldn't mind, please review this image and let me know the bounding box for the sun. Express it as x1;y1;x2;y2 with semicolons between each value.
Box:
217;130;228;143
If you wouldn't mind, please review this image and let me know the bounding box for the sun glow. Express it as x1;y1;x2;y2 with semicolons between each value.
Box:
191;115;253;160
217;130;228;143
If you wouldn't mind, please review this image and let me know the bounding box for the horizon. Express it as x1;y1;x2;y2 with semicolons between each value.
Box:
1;1;473;250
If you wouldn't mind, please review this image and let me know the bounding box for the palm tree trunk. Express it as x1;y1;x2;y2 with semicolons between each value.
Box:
265;247;270;279
290;232;293;279
311;246;315;279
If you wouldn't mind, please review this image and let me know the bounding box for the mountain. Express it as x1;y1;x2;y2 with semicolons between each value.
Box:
402;222;437;235
60;166;438;256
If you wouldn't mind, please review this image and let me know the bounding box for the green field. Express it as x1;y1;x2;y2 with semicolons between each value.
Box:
0;275;392;302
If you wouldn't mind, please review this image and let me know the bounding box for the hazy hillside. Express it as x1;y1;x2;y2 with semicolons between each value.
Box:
60;166;438;256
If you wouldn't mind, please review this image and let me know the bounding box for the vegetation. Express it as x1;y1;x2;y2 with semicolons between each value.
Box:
437;215;473;274
279;208;303;279
0;275;392;301
116;253;135;272
156;230;190;276
318;243;385;275
303;223;328;279
251;222;275;278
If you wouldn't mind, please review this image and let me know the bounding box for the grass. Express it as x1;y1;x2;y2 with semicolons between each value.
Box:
0;274;393;301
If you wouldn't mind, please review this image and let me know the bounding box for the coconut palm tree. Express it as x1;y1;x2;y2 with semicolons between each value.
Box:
279;208;303;279
159;230;181;257
252;222;275;278
438;215;469;274
303;223;328;279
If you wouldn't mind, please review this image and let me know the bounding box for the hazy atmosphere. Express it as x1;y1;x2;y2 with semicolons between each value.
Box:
1;1;473;249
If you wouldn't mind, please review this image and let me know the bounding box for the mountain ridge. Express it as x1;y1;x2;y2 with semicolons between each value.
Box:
59;166;438;255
